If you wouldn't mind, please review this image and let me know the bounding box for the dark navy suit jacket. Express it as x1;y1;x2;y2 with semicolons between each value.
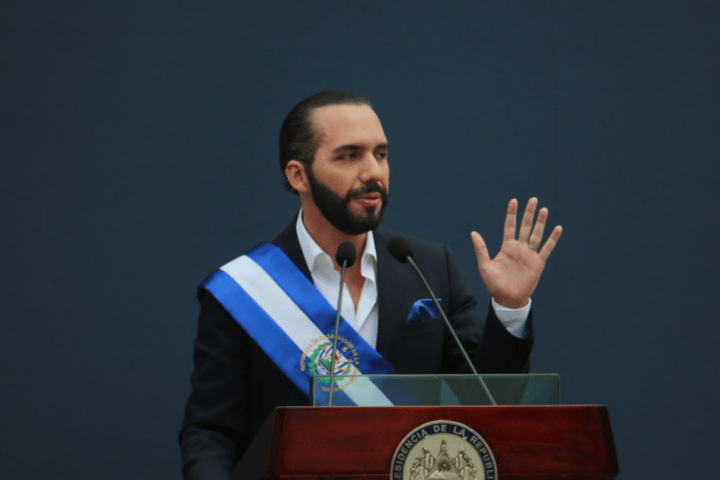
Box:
179;220;534;480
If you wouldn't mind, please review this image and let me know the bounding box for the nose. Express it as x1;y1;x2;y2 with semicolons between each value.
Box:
359;152;387;185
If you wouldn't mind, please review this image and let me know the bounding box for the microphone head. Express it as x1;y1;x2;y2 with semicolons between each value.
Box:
335;242;357;267
388;238;413;263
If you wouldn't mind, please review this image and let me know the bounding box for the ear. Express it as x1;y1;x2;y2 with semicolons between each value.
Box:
285;160;310;194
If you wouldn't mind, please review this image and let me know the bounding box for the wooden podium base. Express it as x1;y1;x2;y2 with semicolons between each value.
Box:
237;405;619;479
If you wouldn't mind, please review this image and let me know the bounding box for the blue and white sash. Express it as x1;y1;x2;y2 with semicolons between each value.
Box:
200;242;397;406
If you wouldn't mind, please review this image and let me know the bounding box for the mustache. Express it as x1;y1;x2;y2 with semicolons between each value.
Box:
346;183;387;199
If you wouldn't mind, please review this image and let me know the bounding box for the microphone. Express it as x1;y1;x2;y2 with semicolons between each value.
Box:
387;238;496;405
388;238;412;262
335;241;357;268
328;241;357;405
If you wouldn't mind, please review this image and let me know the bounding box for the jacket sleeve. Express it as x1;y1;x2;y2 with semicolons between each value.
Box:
441;245;534;374
178;290;251;480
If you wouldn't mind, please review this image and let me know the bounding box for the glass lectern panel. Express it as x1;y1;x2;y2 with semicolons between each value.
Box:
310;374;560;407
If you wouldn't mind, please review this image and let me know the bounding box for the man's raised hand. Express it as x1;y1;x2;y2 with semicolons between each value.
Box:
470;197;562;309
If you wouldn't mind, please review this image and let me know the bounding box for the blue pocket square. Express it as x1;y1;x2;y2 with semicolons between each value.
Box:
405;298;442;324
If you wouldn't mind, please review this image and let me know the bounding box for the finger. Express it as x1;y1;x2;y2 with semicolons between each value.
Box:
503;198;519;242
527;207;548;251
471;231;491;270
517;197;538;242
539;225;563;262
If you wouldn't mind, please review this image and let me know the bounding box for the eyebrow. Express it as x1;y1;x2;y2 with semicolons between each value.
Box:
331;143;390;154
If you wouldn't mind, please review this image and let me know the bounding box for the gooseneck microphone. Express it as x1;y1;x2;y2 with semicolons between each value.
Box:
336;242;358;270
387;238;497;405
328;242;357;406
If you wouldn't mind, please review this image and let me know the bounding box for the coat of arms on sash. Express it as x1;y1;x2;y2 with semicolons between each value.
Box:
299;334;360;392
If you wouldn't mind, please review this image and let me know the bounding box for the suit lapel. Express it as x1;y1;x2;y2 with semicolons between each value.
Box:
374;229;410;358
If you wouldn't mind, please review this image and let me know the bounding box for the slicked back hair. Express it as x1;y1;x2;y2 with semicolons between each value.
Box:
279;90;371;193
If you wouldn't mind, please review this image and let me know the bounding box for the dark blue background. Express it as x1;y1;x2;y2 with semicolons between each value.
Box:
2;1;718;478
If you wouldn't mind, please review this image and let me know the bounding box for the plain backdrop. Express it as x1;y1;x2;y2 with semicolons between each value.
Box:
2;1;719;478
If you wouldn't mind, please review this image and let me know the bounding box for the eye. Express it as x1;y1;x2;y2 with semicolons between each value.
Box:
375;151;388;160
338;151;360;160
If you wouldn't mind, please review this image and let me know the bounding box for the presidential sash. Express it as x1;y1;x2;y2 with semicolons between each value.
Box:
200;241;397;406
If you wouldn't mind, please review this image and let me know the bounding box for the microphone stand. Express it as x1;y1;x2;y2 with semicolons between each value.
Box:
328;241;356;406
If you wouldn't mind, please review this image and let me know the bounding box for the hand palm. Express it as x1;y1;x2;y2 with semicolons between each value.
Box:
471;198;562;309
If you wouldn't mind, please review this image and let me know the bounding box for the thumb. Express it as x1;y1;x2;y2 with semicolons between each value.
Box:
470;231;490;271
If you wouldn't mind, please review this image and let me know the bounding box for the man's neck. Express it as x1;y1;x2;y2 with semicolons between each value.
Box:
301;208;367;272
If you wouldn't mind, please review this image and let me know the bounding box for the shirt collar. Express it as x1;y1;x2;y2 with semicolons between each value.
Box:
295;209;377;280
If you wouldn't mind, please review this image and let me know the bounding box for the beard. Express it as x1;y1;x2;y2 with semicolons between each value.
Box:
306;169;389;236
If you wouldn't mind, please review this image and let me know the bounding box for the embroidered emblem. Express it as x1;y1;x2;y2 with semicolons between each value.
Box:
300;335;360;392
390;420;497;480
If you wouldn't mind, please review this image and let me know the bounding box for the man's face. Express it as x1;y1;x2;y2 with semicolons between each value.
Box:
306;104;390;235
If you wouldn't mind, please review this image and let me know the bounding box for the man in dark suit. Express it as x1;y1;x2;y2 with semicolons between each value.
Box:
179;91;562;480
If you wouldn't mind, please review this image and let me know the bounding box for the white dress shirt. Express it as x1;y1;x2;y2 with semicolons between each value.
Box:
296;212;380;347
295;211;530;348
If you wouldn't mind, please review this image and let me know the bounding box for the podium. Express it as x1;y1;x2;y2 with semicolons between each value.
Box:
237;375;619;479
